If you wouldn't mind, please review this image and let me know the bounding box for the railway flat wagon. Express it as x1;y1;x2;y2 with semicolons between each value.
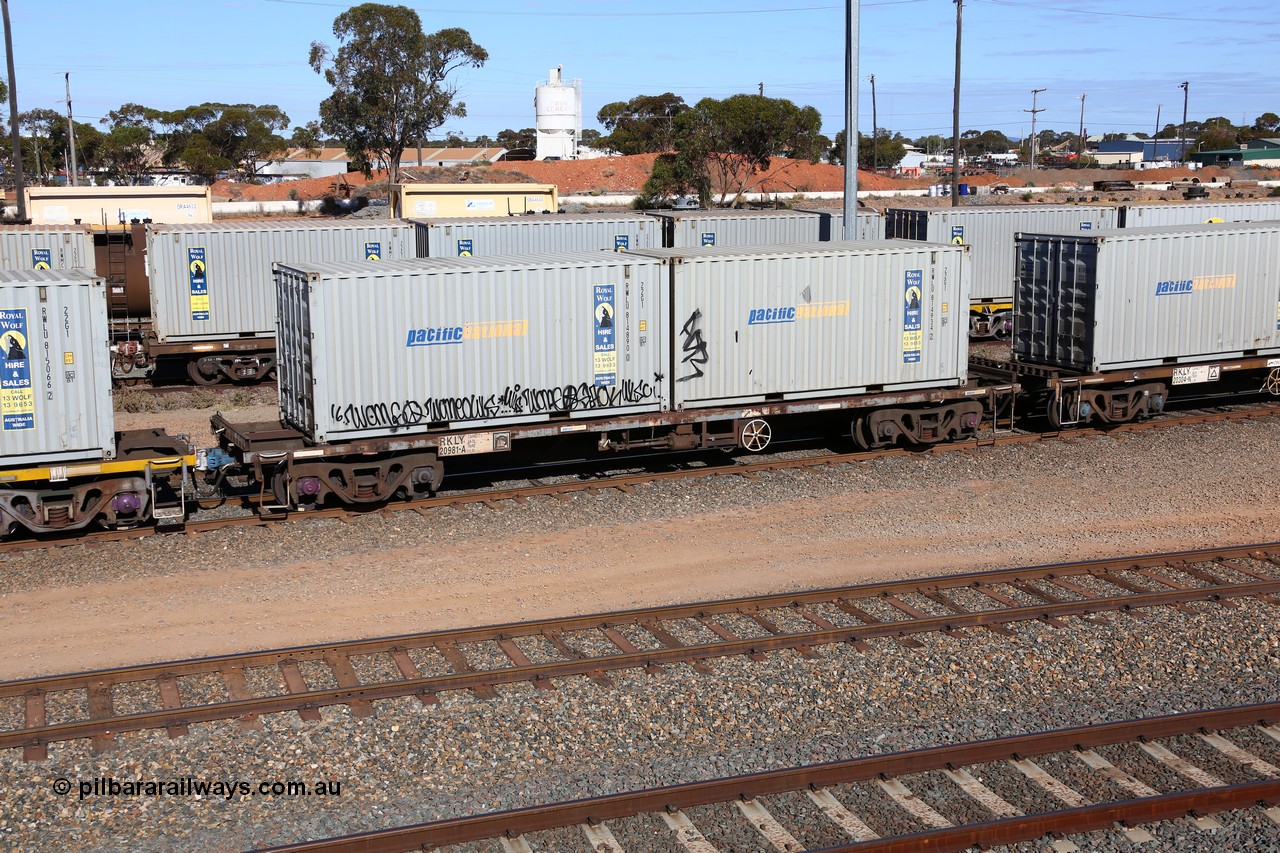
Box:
412;213;659;257
0;269;191;536
1012;222;1280;426
885;204;1119;337
1119;200;1280;228
0;225;95;270
144;219;417;384
645;209;824;248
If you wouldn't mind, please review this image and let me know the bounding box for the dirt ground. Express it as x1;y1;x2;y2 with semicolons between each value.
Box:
3;413;1278;680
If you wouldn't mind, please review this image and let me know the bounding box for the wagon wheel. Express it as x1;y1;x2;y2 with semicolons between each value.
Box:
1264;368;1280;397
186;357;225;386
740;418;772;452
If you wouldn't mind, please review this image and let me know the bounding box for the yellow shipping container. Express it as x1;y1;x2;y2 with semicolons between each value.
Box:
24;186;213;227
392;183;558;218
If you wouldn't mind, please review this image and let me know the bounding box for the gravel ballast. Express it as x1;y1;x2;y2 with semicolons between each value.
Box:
2;597;1279;851
1;410;1278;850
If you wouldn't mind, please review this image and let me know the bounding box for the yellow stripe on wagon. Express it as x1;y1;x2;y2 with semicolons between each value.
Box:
0;454;196;484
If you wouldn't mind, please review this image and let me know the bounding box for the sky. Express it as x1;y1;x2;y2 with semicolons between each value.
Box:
6;0;1280;146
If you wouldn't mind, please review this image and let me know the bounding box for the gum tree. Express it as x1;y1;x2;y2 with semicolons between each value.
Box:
309;3;487;185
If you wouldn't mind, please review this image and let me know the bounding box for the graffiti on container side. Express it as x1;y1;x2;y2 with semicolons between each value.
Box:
331;378;659;429
677;309;709;382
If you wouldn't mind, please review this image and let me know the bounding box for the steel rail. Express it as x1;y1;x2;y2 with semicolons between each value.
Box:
247;702;1280;852
1;541;1275;698
3;402;1277;555
3;545;1277;754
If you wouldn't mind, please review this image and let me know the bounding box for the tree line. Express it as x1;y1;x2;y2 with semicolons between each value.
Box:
5;2;1278;188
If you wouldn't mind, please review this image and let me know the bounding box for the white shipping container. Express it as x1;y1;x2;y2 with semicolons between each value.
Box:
885;205;1119;302
275;253;670;443
792;209;883;241
412;213;659;256
1121;200;1280;228
0;225;94;270
147;219;417;343
629;241;970;409
1013;222;1280;372
0;269;114;466
646;209;823;248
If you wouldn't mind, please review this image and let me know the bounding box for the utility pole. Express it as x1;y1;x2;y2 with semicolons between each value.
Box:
1179;80;1189;161
951;0;962;206
1077;93;1086;167
64;72;78;186
758;82;764;96
2;0;24;220
1025;88;1046;170
868;73;877;172
843;0;859;233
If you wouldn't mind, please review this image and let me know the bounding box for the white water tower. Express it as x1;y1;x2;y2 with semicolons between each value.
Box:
535;65;581;161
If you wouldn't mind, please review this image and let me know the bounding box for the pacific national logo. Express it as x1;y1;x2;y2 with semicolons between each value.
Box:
748;301;850;325
406;320;528;347
1155;274;1237;297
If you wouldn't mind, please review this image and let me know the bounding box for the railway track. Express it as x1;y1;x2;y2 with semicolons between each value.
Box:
3;543;1277;762
248;702;1280;852
3;400;1278;556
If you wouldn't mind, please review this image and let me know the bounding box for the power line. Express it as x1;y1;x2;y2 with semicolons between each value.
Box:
972;0;1274;25
264;0;929;16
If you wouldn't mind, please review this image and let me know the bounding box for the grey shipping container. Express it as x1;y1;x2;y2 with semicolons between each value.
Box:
792;208;883;241
628;241;970;409
0;269;114;466
644;209;823;248
1120;200;1280;228
885;204;1118;302
147;219;417;343
275;253;669;443
1013;222;1280;372
411;213;658;257
0;225;94;270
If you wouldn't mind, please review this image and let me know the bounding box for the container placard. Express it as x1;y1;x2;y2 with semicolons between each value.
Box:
364;242;381;261
31;248;51;270
0;308;34;431
465;199;495;211
903;270;923;364
457;239;473;257
188;247;209;321
1079;222;1093;230
701;232;716;247
593;284;617;387
950;225;965;245
614;235;629;251
412;200;438;216
1172;365;1221;386
439;432;496;457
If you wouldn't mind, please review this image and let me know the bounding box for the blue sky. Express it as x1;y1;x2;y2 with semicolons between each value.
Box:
7;1;1279;145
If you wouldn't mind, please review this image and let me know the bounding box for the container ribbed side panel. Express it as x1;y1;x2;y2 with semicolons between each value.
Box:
0;270;114;466
148;221;416;342
664;244;969;408
413;215;658;257
0;226;95;270
275;255;669;443
1122;200;1280;228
